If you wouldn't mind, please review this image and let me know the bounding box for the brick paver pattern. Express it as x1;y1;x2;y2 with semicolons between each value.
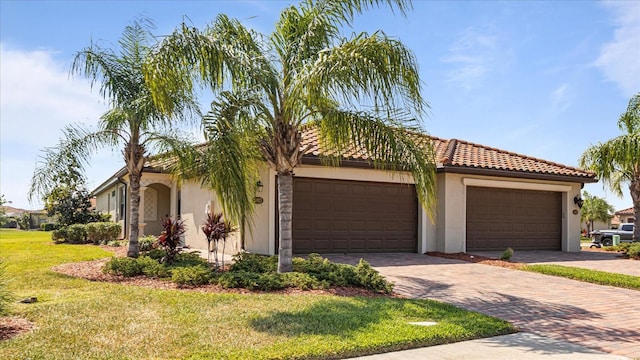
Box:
326;253;640;359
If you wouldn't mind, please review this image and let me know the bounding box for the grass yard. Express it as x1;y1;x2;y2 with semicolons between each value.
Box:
523;264;640;290
0;229;514;359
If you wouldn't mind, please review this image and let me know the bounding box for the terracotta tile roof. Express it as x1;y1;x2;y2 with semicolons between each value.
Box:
299;127;596;181
615;207;634;216
140;127;595;182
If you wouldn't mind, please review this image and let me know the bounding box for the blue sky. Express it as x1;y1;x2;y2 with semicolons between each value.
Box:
1;0;638;212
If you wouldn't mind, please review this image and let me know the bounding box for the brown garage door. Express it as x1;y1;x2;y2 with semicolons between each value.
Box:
466;186;562;251
291;177;417;253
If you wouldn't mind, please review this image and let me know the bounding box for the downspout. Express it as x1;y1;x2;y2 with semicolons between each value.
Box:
118;178;127;240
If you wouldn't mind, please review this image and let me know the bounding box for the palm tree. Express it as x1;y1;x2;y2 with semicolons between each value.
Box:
580;191;614;235
29;18;197;257
580;93;640;241
144;0;436;272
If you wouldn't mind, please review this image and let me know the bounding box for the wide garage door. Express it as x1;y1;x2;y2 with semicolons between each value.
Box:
291;177;417;253
466;186;562;251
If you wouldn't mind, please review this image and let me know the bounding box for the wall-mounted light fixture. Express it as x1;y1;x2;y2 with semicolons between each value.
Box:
256;181;264;193
573;195;584;208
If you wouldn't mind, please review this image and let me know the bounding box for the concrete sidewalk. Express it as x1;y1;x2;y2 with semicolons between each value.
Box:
348;333;629;360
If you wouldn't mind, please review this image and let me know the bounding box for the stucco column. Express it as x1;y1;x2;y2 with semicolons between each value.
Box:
170;181;177;219
139;186;147;236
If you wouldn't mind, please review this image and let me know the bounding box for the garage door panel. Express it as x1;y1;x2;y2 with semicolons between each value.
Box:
467;186;561;251
291;178;417;254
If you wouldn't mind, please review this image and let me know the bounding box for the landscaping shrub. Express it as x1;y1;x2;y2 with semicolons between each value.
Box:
137;256;170;278
106;240;122;247
281;272;326;290
138;235;157;252
85;222;121;244
171;265;212;287
103;257;143;277
0;260;13;316
157;218;186;264
52;227;68;243
354;259;393;294
145;248;166;261
626;243;640;259
40;223;56;231
215;271;286;291
230;252;277;273
500;247;514;261
173;252;209;267
66;224;88;244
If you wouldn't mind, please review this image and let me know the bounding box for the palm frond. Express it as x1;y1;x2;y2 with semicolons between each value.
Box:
318;108;436;218
298;31;425;118
29;125;119;201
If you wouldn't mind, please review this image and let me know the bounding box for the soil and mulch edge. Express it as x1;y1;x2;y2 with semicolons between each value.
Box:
426;252;525;269
0;316;35;341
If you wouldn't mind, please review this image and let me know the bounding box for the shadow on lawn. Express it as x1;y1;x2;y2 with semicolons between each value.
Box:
249;298;390;336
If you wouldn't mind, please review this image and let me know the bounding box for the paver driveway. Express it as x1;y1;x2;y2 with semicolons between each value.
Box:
326;253;640;359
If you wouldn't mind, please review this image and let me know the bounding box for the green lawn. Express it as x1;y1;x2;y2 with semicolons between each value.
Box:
523;264;640;290
0;229;514;360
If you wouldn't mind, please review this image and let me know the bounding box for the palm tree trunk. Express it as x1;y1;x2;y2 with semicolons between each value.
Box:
128;171;141;257
277;172;293;273
631;179;640;242
126;141;146;258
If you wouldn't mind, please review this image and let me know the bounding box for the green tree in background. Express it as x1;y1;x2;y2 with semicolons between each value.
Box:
580;191;614;235
580;93;640;241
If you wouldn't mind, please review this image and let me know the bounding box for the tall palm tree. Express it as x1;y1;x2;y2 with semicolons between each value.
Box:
580;191;614;235
580;93;640;241
145;0;436;272
30;18;197;257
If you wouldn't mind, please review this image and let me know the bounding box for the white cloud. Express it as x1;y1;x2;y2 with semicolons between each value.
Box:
551;83;572;112
0;44;121;209
595;1;640;97
441;27;500;91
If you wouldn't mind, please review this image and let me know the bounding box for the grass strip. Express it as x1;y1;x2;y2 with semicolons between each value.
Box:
523;264;640;290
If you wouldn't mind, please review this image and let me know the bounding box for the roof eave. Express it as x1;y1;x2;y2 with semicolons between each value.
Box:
438;165;598;184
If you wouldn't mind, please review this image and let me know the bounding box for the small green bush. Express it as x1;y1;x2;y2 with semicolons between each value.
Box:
52;227;67;243
103;257;143;277
171;265;212;287
230;252;277;273
500;247;514;261
40;223;56;231
66;224;88;244
281;272;326;290
86;222;121;244
138;235;157;251
106;240;122;247
145;248;166;261
354;259;393;294
626;243;640;259
0;260;14;316
216;271;286;291
137;256;171;278
174;252;209;267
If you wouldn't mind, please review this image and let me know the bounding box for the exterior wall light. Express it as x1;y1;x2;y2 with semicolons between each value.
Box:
573;195;584;208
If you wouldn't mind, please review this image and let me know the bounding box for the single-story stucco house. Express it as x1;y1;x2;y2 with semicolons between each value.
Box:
92;127;596;255
611;207;635;228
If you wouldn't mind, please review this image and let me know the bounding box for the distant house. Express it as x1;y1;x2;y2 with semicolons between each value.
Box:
0;206;53;229
93;127;596;255
611;207;635;228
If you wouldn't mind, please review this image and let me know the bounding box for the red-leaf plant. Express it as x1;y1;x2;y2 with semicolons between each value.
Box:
202;213;236;270
158;217;186;264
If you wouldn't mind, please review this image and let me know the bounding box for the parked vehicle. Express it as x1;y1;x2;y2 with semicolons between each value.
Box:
589;223;635;247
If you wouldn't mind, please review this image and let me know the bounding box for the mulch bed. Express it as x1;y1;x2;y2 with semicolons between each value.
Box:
0;316;35;341
426;252;525;269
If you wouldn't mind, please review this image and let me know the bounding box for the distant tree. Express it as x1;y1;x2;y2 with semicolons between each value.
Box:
29;18;197;258
580;191;614;234
16;213;31;230
580;93;640;241
0;194;10;226
44;185;101;226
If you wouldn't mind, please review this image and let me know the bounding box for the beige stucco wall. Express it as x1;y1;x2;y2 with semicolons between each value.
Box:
179;180;241;256
437;172;583;253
